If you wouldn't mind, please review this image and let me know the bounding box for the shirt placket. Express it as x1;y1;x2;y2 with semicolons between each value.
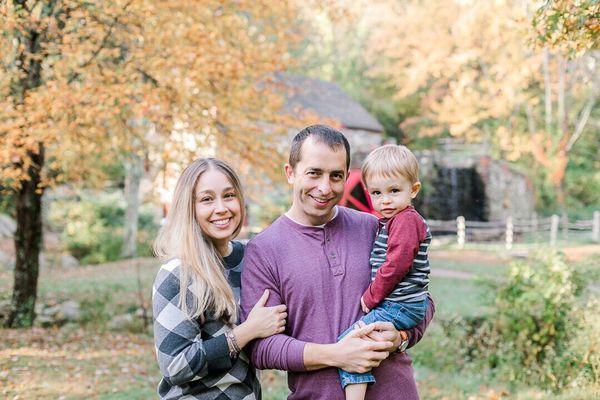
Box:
323;226;344;276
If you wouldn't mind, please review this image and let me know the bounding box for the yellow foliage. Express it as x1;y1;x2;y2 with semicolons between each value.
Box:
0;0;305;190
366;0;597;205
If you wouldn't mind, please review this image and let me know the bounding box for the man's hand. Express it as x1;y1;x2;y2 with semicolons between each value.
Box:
355;321;402;353
333;324;392;373
360;296;370;314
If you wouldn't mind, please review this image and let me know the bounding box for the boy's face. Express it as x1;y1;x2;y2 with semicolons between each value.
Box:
366;174;421;219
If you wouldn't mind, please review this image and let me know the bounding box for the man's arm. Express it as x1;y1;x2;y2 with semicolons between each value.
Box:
303;325;392;373
241;240;393;372
240;241;306;371
361;293;435;351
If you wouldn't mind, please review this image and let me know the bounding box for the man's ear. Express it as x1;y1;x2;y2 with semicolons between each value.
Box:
410;181;421;198
284;164;295;184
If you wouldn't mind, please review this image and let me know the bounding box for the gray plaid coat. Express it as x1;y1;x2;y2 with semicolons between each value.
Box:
152;241;261;399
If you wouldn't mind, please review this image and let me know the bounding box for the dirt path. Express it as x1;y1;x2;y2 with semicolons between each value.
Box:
431;268;476;280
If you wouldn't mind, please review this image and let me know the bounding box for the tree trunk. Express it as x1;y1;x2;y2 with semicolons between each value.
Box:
121;153;144;259
6;148;45;328
543;47;553;133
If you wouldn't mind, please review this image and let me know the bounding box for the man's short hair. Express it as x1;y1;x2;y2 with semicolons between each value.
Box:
361;145;420;185
289;125;351;171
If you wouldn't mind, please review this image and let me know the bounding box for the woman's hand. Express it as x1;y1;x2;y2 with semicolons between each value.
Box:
233;289;287;348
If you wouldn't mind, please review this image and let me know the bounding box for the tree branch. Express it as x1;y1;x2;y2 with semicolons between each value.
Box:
68;0;133;83
565;93;596;152
524;102;537;135
543;47;553;133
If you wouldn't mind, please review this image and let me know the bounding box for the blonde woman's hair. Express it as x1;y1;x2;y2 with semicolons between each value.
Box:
153;158;245;324
361;145;420;186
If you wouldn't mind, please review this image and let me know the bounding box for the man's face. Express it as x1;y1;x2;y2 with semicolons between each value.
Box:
285;137;347;226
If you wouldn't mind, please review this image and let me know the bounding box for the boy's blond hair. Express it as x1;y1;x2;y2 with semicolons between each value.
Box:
361;145;420;186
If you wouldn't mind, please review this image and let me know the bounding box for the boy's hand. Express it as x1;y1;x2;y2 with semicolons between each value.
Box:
360;296;370;313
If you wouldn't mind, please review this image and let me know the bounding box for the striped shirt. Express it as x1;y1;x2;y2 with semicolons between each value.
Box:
362;206;431;309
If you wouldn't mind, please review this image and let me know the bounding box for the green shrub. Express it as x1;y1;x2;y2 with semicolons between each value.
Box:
471;250;581;390
568;298;600;387
49;192;159;264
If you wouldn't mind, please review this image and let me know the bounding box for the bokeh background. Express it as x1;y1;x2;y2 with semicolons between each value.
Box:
1;1;598;399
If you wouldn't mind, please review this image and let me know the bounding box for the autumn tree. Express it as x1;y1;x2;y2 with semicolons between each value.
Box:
0;0;303;327
367;0;598;210
533;0;599;57
292;0;409;140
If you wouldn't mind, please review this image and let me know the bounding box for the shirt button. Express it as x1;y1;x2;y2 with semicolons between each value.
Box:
331;253;336;258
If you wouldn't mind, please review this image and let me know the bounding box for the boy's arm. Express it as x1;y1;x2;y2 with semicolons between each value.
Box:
362;214;423;310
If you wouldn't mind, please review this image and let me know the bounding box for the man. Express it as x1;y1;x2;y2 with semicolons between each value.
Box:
240;125;435;399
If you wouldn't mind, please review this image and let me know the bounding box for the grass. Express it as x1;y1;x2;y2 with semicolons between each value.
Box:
1;247;598;399
0;327;157;399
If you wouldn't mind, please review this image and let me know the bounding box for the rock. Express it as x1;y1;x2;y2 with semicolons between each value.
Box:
39;252;47;270
0;250;15;270
134;307;147;318
60;254;79;269
107;314;135;331
107;312;148;332
60;300;82;321
37;313;56;328
0;251;46;270
39;300;82;326
0;300;12;325
0;213;16;238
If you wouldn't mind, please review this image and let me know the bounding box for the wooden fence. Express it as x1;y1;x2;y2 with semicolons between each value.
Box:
427;211;600;249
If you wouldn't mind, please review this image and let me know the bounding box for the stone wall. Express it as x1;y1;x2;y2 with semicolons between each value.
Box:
475;157;535;220
414;146;535;221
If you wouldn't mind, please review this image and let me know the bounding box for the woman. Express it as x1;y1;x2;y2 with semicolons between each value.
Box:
152;158;286;399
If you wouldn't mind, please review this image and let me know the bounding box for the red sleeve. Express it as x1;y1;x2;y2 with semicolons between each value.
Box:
362;211;425;310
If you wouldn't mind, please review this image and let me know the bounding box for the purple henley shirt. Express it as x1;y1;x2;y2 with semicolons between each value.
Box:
240;206;435;400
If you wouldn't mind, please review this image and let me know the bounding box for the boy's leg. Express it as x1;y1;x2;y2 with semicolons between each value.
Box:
345;382;368;400
379;298;429;330
336;311;384;389
337;299;429;391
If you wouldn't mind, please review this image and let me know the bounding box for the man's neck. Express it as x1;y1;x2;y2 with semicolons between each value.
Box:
285;206;338;227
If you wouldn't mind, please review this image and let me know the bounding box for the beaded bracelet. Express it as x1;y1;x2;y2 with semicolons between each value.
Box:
225;330;241;358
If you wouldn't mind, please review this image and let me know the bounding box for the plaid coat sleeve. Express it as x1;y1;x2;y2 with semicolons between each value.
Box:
152;259;232;386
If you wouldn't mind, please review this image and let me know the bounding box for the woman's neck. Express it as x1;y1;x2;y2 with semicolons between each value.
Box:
214;240;233;257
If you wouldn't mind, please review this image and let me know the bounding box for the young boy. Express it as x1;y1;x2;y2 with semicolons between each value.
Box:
338;144;431;400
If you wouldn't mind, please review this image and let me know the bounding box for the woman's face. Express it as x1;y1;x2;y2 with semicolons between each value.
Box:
194;168;242;248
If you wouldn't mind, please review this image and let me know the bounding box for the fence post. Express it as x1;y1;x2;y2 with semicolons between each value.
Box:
532;212;538;240
561;213;568;240
593;211;600;242
457;216;465;249
506;216;513;250
550;214;559;246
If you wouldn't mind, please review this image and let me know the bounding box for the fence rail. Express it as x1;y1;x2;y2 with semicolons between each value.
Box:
427;211;600;248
